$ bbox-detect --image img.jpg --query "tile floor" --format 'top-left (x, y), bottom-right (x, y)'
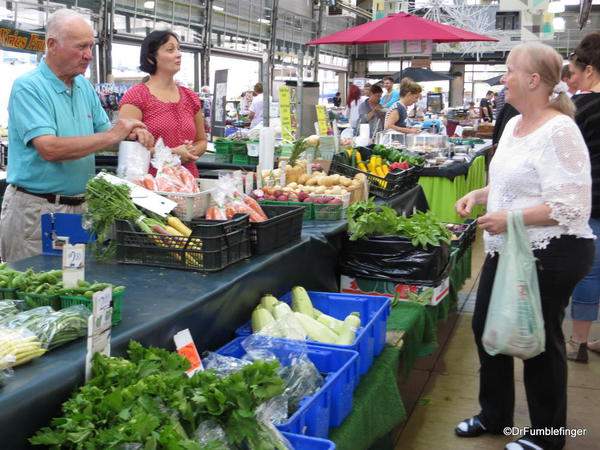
top-left (394, 230), bottom-right (600, 450)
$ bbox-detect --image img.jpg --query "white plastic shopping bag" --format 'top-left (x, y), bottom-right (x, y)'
top-left (482, 210), bottom-right (545, 360)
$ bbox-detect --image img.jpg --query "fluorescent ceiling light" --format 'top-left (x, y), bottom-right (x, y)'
top-left (548, 0), bottom-right (565, 13)
top-left (561, 0), bottom-right (579, 5)
top-left (553, 16), bottom-right (565, 31)
top-left (143, 1), bottom-right (155, 8)
top-left (258, 18), bottom-right (270, 24)
top-left (212, 5), bottom-right (224, 11)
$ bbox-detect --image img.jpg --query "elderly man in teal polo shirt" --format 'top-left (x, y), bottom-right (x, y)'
top-left (0, 9), bottom-right (153, 262)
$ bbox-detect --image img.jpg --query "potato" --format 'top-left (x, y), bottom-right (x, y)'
top-left (298, 174), bottom-right (309, 184)
top-left (325, 189), bottom-right (333, 194)
top-left (288, 182), bottom-right (298, 188)
top-left (340, 188), bottom-right (348, 194)
top-left (355, 173), bottom-right (367, 181)
top-left (317, 176), bottom-right (330, 187)
top-left (306, 177), bottom-right (318, 186)
top-left (340, 176), bottom-right (352, 187)
top-left (315, 186), bottom-right (326, 194)
top-left (273, 185), bottom-right (282, 191)
top-left (331, 186), bottom-right (342, 194)
top-left (329, 174), bottom-right (340, 185)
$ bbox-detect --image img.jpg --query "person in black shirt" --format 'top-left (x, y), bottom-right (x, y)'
top-left (566, 31), bottom-right (600, 363)
top-left (479, 91), bottom-right (494, 121)
top-left (332, 92), bottom-right (342, 107)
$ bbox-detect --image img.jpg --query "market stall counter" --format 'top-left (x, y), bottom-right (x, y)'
top-left (417, 142), bottom-right (492, 223)
top-left (0, 234), bottom-right (340, 449)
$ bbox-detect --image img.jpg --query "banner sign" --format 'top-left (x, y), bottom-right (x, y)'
top-left (211, 69), bottom-right (228, 138)
top-left (388, 39), bottom-right (432, 57)
top-left (279, 86), bottom-right (295, 141)
top-left (315, 105), bottom-right (330, 136)
top-left (0, 25), bottom-right (45, 53)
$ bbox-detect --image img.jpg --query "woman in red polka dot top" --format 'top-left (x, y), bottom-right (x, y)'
top-left (119, 30), bottom-right (207, 177)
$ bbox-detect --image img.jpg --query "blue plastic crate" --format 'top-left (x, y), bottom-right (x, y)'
top-left (235, 291), bottom-right (391, 378)
top-left (217, 336), bottom-right (358, 438)
top-left (281, 432), bottom-right (336, 449)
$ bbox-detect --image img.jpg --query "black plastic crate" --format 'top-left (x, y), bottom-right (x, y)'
top-left (446, 219), bottom-right (477, 259)
top-left (329, 153), bottom-right (422, 199)
top-left (249, 205), bottom-right (305, 255)
top-left (115, 214), bottom-right (250, 272)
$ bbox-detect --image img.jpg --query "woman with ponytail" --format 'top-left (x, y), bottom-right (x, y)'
top-left (454, 42), bottom-right (594, 450)
top-left (565, 32), bottom-right (600, 363)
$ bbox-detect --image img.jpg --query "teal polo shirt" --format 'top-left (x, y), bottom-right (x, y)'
top-left (7, 58), bottom-right (110, 195)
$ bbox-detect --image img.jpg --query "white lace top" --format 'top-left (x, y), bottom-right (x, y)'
top-left (485, 114), bottom-right (595, 254)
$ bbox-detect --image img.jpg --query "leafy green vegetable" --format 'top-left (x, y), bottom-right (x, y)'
top-left (31, 341), bottom-right (285, 450)
top-left (346, 199), bottom-right (452, 248)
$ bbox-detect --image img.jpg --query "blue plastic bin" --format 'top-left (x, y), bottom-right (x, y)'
top-left (217, 336), bottom-right (358, 438)
top-left (235, 291), bottom-right (391, 378)
top-left (282, 432), bottom-right (336, 449)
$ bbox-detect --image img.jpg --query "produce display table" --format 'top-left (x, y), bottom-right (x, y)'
top-left (0, 183), bottom-right (453, 449)
top-left (417, 143), bottom-right (491, 223)
top-left (0, 235), bottom-right (340, 449)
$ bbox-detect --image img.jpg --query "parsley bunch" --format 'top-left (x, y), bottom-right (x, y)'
top-left (347, 199), bottom-right (452, 249)
top-left (30, 341), bottom-right (285, 449)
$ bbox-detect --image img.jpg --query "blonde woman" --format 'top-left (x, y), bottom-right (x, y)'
top-left (454, 42), bottom-right (594, 450)
top-left (384, 78), bottom-right (422, 134)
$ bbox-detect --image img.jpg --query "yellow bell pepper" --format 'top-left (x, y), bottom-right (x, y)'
top-left (358, 162), bottom-right (368, 172)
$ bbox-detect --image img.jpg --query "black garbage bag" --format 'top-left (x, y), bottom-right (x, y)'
top-left (339, 234), bottom-right (451, 285)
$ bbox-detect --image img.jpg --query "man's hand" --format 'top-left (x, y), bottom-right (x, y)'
top-left (477, 211), bottom-right (508, 235)
top-left (127, 127), bottom-right (154, 149)
top-left (111, 118), bottom-right (148, 142)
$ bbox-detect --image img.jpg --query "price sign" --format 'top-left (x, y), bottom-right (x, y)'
top-left (174, 329), bottom-right (203, 376)
top-left (315, 105), bottom-right (330, 136)
top-left (62, 243), bottom-right (85, 288)
top-left (85, 286), bottom-right (113, 382)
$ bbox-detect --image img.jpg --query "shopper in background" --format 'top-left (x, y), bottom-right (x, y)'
top-left (454, 41), bottom-right (594, 450)
top-left (119, 30), bottom-right (207, 177)
top-left (332, 92), bottom-right (342, 107)
top-left (344, 84), bottom-right (362, 133)
top-left (384, 78), bottom-right (422, 134)
top-left (0, 9), bottom-right (152, 263)
top-left (565, 31), bottom-right (600, 363)
top-left (380, 76), bottom-right (399, 108)
top-left (248, 82), bottom-right (270, 129)
top-left (560, 64), bottom-right (578, 97)
top-left (358, 84), bottom-right (385, 138)
top-left (479, 90), bottom-right (494, 121)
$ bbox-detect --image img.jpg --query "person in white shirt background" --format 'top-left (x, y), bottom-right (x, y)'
top-left (454, 41), bottom-right (594, 450)
top-left (248, 82), bottom-right (266, 128)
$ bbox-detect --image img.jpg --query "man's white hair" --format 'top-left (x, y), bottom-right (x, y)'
top-left (46, 9), bottom-right (90, 43)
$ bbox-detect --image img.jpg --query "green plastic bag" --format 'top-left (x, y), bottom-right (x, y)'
top-left (482, 210), bottom-right (545, 360)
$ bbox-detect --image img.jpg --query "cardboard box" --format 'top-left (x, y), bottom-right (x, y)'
top-left (340, 275), bottom-right (450, 306)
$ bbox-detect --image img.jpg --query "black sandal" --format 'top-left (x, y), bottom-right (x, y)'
top-left (505, 438), bottom-right (545, 450)
top-left (455, 415), bottom-right (487, 437)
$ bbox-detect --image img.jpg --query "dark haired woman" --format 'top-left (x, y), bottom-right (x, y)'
top-left (119, 30), bottom-right (207, 177)
top-left (565, 31), bottom-right (600, 363)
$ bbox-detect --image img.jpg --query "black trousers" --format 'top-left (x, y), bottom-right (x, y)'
top-left (472, 235), bottom-right (594, 450)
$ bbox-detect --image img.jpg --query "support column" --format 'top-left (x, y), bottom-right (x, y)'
top-left (201, 0), bottom-right (213, 87)
top-left (449, 63), bottom-right (465, 107)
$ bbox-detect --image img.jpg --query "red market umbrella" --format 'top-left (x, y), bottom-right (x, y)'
top-left (305, 13), bottom-right (498, 45)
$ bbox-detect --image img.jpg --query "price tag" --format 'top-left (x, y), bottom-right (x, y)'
top-left (85, 286), bottom-right (113, 382)
top-left (174, 329), bottom-right (203, 377)
top-left (62, 243), bottom-right (85, 288)
top-left (245, 172), bottom-right (254, 194)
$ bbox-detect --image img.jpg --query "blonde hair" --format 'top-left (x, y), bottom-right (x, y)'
top-left (399, 77), bottom-right (422, 98)
top-left (509, 42), bottom-right (575, 118)
top-left (46, 9), bottom-right (90, 44)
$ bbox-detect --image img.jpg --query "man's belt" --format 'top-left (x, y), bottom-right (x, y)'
top-left (14, 186), bottom-right (86, 206)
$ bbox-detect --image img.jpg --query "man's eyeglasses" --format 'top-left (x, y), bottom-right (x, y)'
top-left (569, 51), bottom-right (589, 66)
